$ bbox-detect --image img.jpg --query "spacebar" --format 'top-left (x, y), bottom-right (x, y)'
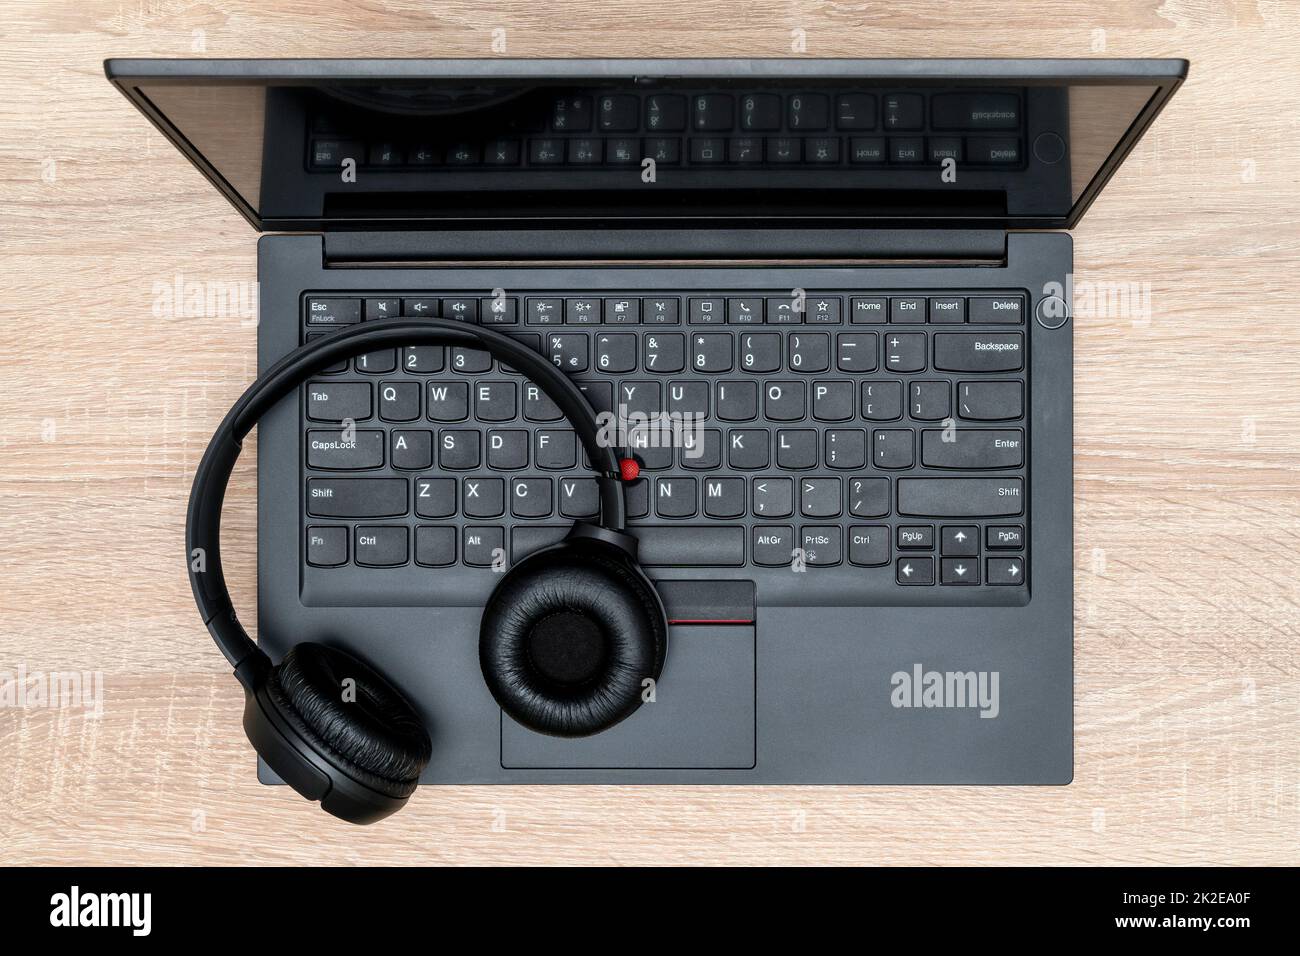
top-left (633, 526), bottom-right (745, 567)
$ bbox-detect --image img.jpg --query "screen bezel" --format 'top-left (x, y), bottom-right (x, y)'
top-left (104, 57), bottom-right (1188, 233)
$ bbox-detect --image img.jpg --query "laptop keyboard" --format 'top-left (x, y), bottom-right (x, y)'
top-left (298, 287), bottom-right (1029, 607)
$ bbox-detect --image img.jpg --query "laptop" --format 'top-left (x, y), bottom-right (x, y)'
top-left (107, 58), bottom-right (1186, 784)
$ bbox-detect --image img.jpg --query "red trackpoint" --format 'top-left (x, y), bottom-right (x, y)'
top-left (619, 457), bottom-right (640, 482)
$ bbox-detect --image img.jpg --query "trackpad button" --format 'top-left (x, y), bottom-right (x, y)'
top-left (500, 625), bottom-right (755, 769)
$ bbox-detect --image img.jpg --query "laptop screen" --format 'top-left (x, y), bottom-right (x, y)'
top-left (106, 59), bottom-right (1185, 231)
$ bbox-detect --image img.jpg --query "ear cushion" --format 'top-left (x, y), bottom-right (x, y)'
top-left (265, 643), bottom-right (431, 799)
top-left (480, 539), bottom-right (667, 737)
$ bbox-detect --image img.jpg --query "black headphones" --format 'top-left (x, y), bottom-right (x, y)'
top-left (187, 316), bottom-right (668, 824)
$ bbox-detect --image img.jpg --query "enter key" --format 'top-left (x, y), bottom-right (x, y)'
top-left (922, 428), bottom-right (1024, 469)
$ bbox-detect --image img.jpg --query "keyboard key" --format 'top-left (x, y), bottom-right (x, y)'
top-left (306, 429), bottom-right (384, 470)
top-left (403, 297), bottom-right (437, 318)
top-left (987, 525), bottom-right (1025, 549)
top-left (551, 94), bottom-right (593, 132)
top-left (692, 94), bottom-right (732, 131)
top-left (873, 429), bottom-right (914, 469)
top-left (928, 297), bottom-right (967, 324)
top-left (529, 138), bottom-right (564, 165)
top-left (655, 477), bottom-right (698, 518)
top-left (968, 295), bottom-right (1025, 325)
top-left (667, 380), bottom-right (710, 418)
top-left (364, 298), bottom-right (401, 321)
top-left (480, 296), bottom-right (518, 325)
top-left (306, 297), bottom-right (361, 326)
top-left (643, 333), bottom-right (686, 372)
top-left (547, 333), bottom-right (588, 372)
top-left (535, 430), bottom-right (576, 470)
top-left (824, 429), bottom-right (866, 469)
top-left (958, 380), bottom-right (1023, 420)
top-left (646, 94), bottom-right (686, 131)
top-left (889, 137), bottom-right (924, 164)
top-left (644, 297), bottom-right (680, 324)
top-left (715, 381), bottom-right (754, 420)
top-left (356, 349), bottom-right (397, 374)
top-left (680, 428), bottom-right (722, 470)
top-left (474, 382), bottom-right (517, 422)
top-left (752, 477), bottom-right (794, 517)
top-left (777, 429), bottom-right (818, 469)
top-left (837, 333), bottom-right (877, 372)
top-left (837, 94), bottom-right (876, 130)
top-left (617, 381), bottom-right (660, 419)
top-left (484, 140), bottom-right (520, 166)
top-left (463, 477), bottom-right (505, 518)
top-left (597, 94), bottom-right (639, 131)
top-left (753, 525), bottom-right (795, 567)
top-left (942, 526), bottom-right (979, 556)
top-left (565, 297), bottom-right (601, 324)
top-left (463, 527), bottom-right (505, 568)
top-left (427, 381), bottom-right (469, 422)
top-left (442, 297), bottom-right (478, 322)
top-left (909, 381), bottom-right (950, 421)
top-left (703, 477), bottom-right (745, 518)
top-left (391, 430), bottom-right (433, 470)
top-left (931, 93), bottom-right (1020, 130)
top-left (603, 297), bottom-right (640, 324)
top-left (884, 332), bottom-right (927, 372)
top-left (404, 346), bottom-right (443, 373)
top-left (799, 477), bottom-right (841, 518)
top-left (727, 297), bottom-right (763, 324)
top-left (788, 333), bottom-right (830, 372)
top-left (922, 428), bottom-right (1024, 469)
top-left (768, 137), bottom-right (800, 163)
top-left (415, 477), bottom-right (456, 518)
top-left (883, 94), bottom-right (923, 130)
top-left (849, 477), bottom-right (889, 517)
top-left (449, 347), bottom-right (490, 373)
top-left (851, 296), bottom-right (887, 323)
top-left (934, 333), bottom-right (1023, 372)
top-left (788, 93), bottom-right (829, 130)
top-left (986, 556), bottom-right (1025, 585)
top-left (511, 478), bottom-right (553, 518)
top-left (439, 430), bottom-right (481, 470)
top-left (740, 332), bottom-right (781, 372)
top-left (767, 297), bottom-right (803, 324)
top-left (415, 526), bottom-right (456, 567)
top-left (688, 297), bottom-right (725, 325)
top-left (806, 296), bottom-right (842, 324)
top-left (806, 137), bottom-right (839, 163)
top-left (967, 137), bottom-right (1021, 164)
top-left (307, 478), bottom-right (407, 518)
top-left (861, 380), bottom-right (903, 421)
top-left (941, 558), bottom-right (980, 585)
top-left (812, 381), bottom-right (854, 421)
top-left (558, 477), bottom-right (600, 518)
top-left (692, 333), bottom-right (733, 372)
top-left (307, 382), bottom-right (371, 422)
top-left (728, 429), bottom-right (769, 470)
top-left (849, 138), bottom-right (886, 163)
top-left (928, 138), bottom-right (963, 163)
top-left (690, 137), bottom-right (726, 164)
top-left (848, 525), bottom-right (890, 566)
top-left (526, 297), bottom-right (563, 325)
top-left (595, 333), bottom-right (636, 373)
top-left (379, 381), bottom-right (421, 422)
top-left (764, 381), bottom-right (805, 421)
top-left (306, 526), bottom-right (348, 567)
top-left (729, 137), bottom-right (764, 164)
top-left (523, 382), bottom-right (562, 422)
top-left (896, 556), bottom-right (933, 585)
top-left (740, 93), bottom-right (781, 131)
top-left (897, 477), bottom-right (1024, 517)
top-left (355, 526), bottom-right (408, 567)
top-left (897, 525), bottom-right (934, 549)
top-left (635, 526), bottom-right (744, 567)
top-left (799, 526), bottom-right (841, 566)
top-left (488, 429), bottom-right (529, 469)
top-left (890, 297), bottom-right (926, 324)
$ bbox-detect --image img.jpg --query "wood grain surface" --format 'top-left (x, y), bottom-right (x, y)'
top-left (1, 0), bottom-right (1297, 866)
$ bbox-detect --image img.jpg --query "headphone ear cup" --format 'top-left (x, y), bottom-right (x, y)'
top-left (258, 643), bottom-right (431, 809)
top-left (480, 538), bottom-right (667, 737)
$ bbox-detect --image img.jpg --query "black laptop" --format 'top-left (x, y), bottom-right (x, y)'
top-left (108, 58), bottom-right (1185, 783)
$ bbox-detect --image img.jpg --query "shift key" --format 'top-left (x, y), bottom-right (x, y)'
top-left (307, 478), bottom-right (408, 517)
top-left (897, 478), bottom-right (1023, 517)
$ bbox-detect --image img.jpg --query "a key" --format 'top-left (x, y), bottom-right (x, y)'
top-left (942, 526), bottom-right (979, 556)
top-left (557, 478), bottom-right (599, 518)
top-left (689, 297), bottom-right (725, 325)
top-left (884, 332), bottom-right (926, 372)
top-left (356, 349), bottom-right (397, 374)
top-left (728, 429), bottom-right (770, 470)
top-left (596, 333), bottom-right (637, 373)
top-left (442, 297), bottom-right (478, 322)
top-left (354, 527), bottom-right (408, 567)
top-left (364, 298), bottom-right (400, 321)
top-left (547, 333), bottom-right (588, 372)
top-left (463, 527), bottom-right (505, 568)
top-left (836, 93), bottom-right (876, 130)
top-left (306, 429), bottom-right (384, 470)
top-left (941, 558), bottom-right (981, 586)
top-left (788, 93), bottom-right (829, 130)
top-left (740, 332), bottom-right (781, 372)
top-left (391, 430), bottom-right (433, 471)
top-left (897, 478), bottom-right (1025, 517)
top-left (716, 381), bottom-right (755, 421)
top-left (692, 333), bottom-right (733, 372)
top-left (487, 429), bottom-right (529, 469)
top-left (668, 381), bottom-right (710, 418)
top-left (306, 478), bottom-right (407, 518)
top-left (306, 526), bottom-right (348, 567)
top-left (788, 332), bottom-right (830, 372)
top-left (426, 382), bottom-right (469, 422)
top-left (656, 477), bottom-right (698, 518)
top-left (861, 380), bottom-right (903, 421)
top-left (307, 298), bottom-right (361, 326)
top-left (565, 297), bottom-right (601, 324)
top-left (618, 381), bottom-right (661, 419)
top-left (634, 527), bottom-right (744, 567)
top-left (680, 428), bottom-right (722, 470)
top-left (849, 477), bottom-right (889, 517)
top-left (812, 381), bottom-right (854, 421)
top-left (604, 298), bottom-right (640, 324)
top-left (752, 477), bottom-right (794, 517)
top-left (896, 556), bottom-right (934, 585)
top-left (535, 430), bottom-right (577, 470)
top-left (703, 477), bottom-right (745, 518)
top-left (767, 297), bottom-right (803, 325)
top-left (462, 477), bottom-right (505, 519)
top-left (480, 296), bottom-right (518, 325)
top-left (890, 297), bottom-right (926, 324)
top-left (439, 430), bottom-right (481, 470)
top-left (800, 477), bottom-right (841, 518)
top-left (646, 94), bottom-right (687, 131)
top-left (799, 526), bottom-right (841, 566)
top-left (474, 382), bottom-right (517, 423)
top-left (776, 429), bottom-right (818, 469)
top-left (306, 333), bottom-right (347, 374)
top-left (987, 525), bottom-right (1025, 549)
top-left (934, 333), bottom-right (1023, 372)
top-left (850, 297), bottom-right (887, 324)
top-left (643, 333), bottom-right (686, 373)
top-left (986, 557), bottom-right (1025, 585)
top-left (873, 429), bottom-right (915, 468)
top-left (526, 297), bottom-right (563, 325)
top-left (414, 477), bottom-right (456, 518)
top-left (415, 526), bottom-right (456, 567)
top-left (837, 333), bottom-right (878, 372)
top-left (448, 347), bottom-right (489, 374)
top-left (307, 382), bottom-right (371, 422)
top-left (958, 381), bottom-right (1023, 420)
top-left (404, 346), bottom-right (443, 373)
top-left (909, 381), bottom-right (950, 421)
top-left (644, 297), bottom-right (680, 324)
top-left (727, 297), bottom-right (764, 324)
top-left (741, 93), bottom-right (781, 131)
top-left (763, 382), bottom-right (805, 421)
top-left (523, 382), bottom-right (562, 422)
top-left (511, 478), bottom-right (553, 518)
top-left (379, 381), bottom-right (421, 422)
top-left (929, 297), bottom-right (967, 324)
top-left (921, 428), bottom-right (1024, 469)
top-left (753, 525), bottom-right (796, 567)
top-left (849, 526), bottom-right (890, 566)
top-left (968, 296), bottom-right (1025, 325)
top-left (824, 429), bottom-right (867, 469)
top-left (897, 525), bottom-right (934, 549)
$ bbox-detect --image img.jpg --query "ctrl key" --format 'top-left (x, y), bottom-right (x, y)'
top-left (355, 526), bottom-right (408, 567)
top-left (306, 526), bottom-right (348, 567)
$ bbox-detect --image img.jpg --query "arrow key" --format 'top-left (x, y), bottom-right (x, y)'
top-left (941, 525), bottom-right (979, 556)
top-left (986, 557), bottom-right (1025, 585)
top-left (941, 558), bottom-right (980, 585)
top-left (896, 556), bottom-right (934, 585)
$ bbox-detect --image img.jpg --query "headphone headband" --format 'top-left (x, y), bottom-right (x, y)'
top-left (186, 316), bottom-right (626, 680)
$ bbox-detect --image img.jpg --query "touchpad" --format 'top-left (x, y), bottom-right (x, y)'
top-left (500, 625), bottom-right (755, 769)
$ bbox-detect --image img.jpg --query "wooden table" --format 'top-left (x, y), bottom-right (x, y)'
top-left (2, 1), bottom-right (1297, 866)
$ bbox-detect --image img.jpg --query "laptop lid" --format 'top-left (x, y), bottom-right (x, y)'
top-left (105, 58), bottom-right (1186, 232)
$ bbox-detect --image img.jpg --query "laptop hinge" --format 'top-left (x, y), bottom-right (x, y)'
top-left (322, 228), bottom-right (1007, 265)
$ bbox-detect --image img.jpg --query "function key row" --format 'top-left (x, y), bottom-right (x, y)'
top-left (304, 294), bottom-right (1024, 328)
